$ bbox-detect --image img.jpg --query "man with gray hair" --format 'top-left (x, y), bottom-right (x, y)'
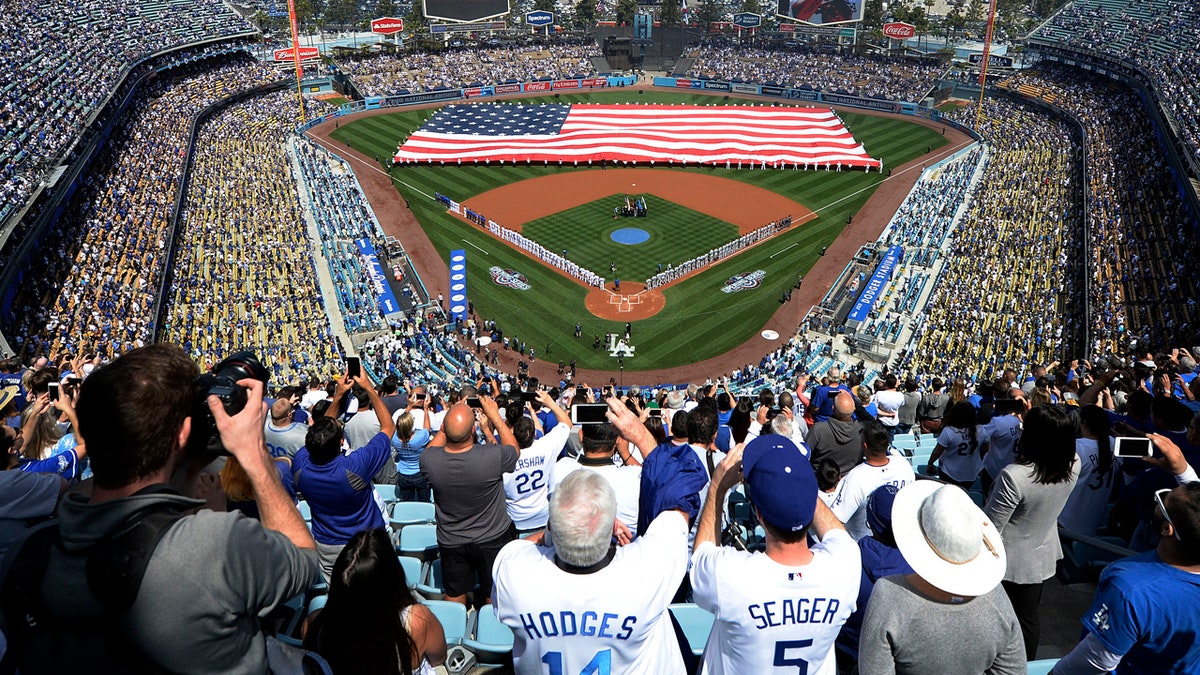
top-left (493, 470), bottom-right (690, 674)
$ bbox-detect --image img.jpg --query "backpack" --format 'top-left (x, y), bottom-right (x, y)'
top-left (0, 497), bottom-right (190, 675)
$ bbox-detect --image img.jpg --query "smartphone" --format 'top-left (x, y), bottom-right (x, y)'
top-left (572, 403), bottom-right (609, 425)
top-left (467, 397), bottom-right (483, 409)
top-left (994, 399), bottom-right (1024, 414)
top-left (648, 409), bottom-right (663, 418)
top-left (1113, 437), bottom-right (1152, 459)
top-left (521, 391), bottom-right (539, 403)
top-left (47, 382), bottom-right (60, 401)
top-left (416, 393), bottom-right (426, 401)
top-left (67, 377), bottom-right (82, 386)
top-left (346, 356), bottom-right (361, 378)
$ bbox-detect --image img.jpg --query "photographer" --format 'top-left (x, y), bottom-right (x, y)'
top-left (0, 344), bottom-right (319, 674)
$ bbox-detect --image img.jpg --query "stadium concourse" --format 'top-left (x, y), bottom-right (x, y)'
top-left (2, 2), bottom-right (1200, 671)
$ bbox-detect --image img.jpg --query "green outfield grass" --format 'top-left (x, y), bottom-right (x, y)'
top-left (330, 91), bottom-right (948, 372)
top-left (521, 197), bottom-right (738, 282)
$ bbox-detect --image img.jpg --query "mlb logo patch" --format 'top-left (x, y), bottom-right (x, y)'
top-left (489, 266), bottom-right (531, 290)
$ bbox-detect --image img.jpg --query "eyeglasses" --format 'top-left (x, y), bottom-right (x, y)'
top-left (1154, 488), bottom-right (1183, 542)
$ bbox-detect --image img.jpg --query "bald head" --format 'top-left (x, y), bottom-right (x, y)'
top-left (443, 404), bottom-right (476, 444)
top-left (270, 398), bottom-right (292, 422)
top-left (833, 392), bottom-right (856, 419)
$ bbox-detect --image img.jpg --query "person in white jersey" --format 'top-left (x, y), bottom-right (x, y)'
top-left (982, 386), bottom-right (1025, 496)
top-left (493, 469), bottom-right (689, 675)
top-left (691, 435), bottom-right (861, 675)
top-left (504, 390), bottom-right (572, 535)
top-left (830, 420), bottom-right (916, 540)
top-left (1057, 404), bottom-right (1119, 536)
top-left (547, 421), bottom-right (642, 537)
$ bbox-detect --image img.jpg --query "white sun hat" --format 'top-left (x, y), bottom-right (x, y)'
top-left (892, 481), bottom-right (1006, 597)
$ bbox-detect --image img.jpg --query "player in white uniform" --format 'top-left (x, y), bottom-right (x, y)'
top-left (830, 420), bottom-right (915, 540)
top-left (504, 390), bottom-right (572, 534)
top-left (493, 470), bottom-right (689, 675)
top-left (547, 421), bottom-right (642, 537)
top-left (691, 436), bottom-right (861, 675)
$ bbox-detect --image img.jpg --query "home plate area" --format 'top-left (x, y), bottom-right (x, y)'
top-left (609, 292), bottom-right (642, 313)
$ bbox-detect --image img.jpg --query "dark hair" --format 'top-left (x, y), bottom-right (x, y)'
top-left (26, 367), bottom-right (60, 396)
top-left (1077, 405), bottom-right (1113, 478)
top-left (687, 406), bottom-right (719, 445)
top-left (728, 399), bottom-right (753, 444)
top-left (643, 415), bottom-right (667, 446)
top-left (1016, 405), bottom-right (1077, 484)
top-left (312, 399), bottom-right (333, 419)
top-left (757, 389), bottom-right (775, 409)
top-left (304, 529), bottom-right (418, 675)
top-left (670, 410), bottom-right (688, 439)
top-left (716, 392), bottom-right (731, 412)
top-left (944, 401), bottom-right (978, 446)
top-left (903, 378), bottom-right (918, 393)
top-left (353, 385), bottom-right (371, 409)
top-left (760, 516), bottom-right (810, 545)
top-left (1173, 484), bottom-right (1200, 561)
top-left (581, 422), bottom-right (617, 453)
top-left (815, 457), bottom-right (841, 492)
top-left (378, 375), bottom-right (399, 395)
top-left (861, 420), bottom-right (890, 457)
top-left (884, 374), bottom-right (898, 389)
top-left (930, 378), bottom-right (944, 391)
top-left (777, 392), bottom-right (795, 411)
top-left (306, 417), bottom-right (345, 465)
top-left (512, 416), bottom-right (536, 449)
top-left (76, 345), bottom-right (198, 490)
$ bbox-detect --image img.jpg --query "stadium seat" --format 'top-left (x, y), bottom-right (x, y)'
top-left (307, 594), bottom-right (328, 617)
top-left (669, 603), bottom-right (715, 657)
top-left (374, 483), bottom-right (398, 505)
top-left (463, 604), bottom-right (515, 664)
top-left (398, 555), bottom-right (422, 589)
top-left (397, 524), bottom-right (440, 562)
top-left (415, 558), bottom-right (446, 600)
top-left (1027, 658), bottom-right (1059, 675)
top-left (297, 501), bottom-right (312, 522)
top-left (424, 600), bottom-right (468, 645)
top-left (391, 501), bottom-right (436, 530)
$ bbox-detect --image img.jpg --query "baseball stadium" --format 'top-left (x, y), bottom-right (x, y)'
top-left (1, 0), bottom-right (1199, 671)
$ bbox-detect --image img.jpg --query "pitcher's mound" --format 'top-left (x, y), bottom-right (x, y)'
top-left (585, 282), bottom-right (666, 320)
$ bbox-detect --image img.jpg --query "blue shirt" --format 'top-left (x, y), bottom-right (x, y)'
top-left (393, 428), bottom-right (432, 475)
top-left (292, 432), bottom-right (391, 546)
top-left (811, 385), bottom-right (851, 423)
top-left (1082, 550), bottom-right (1200, 674)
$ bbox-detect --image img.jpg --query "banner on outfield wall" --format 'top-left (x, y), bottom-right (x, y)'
top-left (847, 245), bottom-right (902, 325)
top-left (448, 250), bottom-right (468, 321)
top-left (354, 238), bottom-right (404, 319)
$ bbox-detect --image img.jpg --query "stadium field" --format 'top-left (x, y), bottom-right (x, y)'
top-left (329, 91), bottom-right (948, 372)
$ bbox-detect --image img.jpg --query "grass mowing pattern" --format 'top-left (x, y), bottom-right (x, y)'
top-left (521, 197), bottom-right (739, 283)
top-left (330, 91), bottom-right (948, 373)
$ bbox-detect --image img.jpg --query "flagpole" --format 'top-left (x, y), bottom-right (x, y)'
top-left (287, 0), bottom-right (306, 123)
top-left (974, 0), bottom-right (998, 130)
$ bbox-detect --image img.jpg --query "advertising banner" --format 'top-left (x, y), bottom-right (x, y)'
top-left (552, 79), bottom-right (580, 89)
top-left (847, 245), bottom-right (902, 323)
top-left (777, 0), bottom-right (863, 25)
top-left (354, 238), bottom-right (403, 319)
top-left (371, 17), bottom-right (405, 33)
top-left (448, 250), bottom-right (468, 321)
top-left (524, 81), bottom-right (552, 91)
top-left (882, 22), bottom-right (916, 39)
top-left (525, 9), bottom-right (554, 25)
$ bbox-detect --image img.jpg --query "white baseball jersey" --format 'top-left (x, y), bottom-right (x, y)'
top-left (547, 457), bottom-right (642, 537)
top-left (691, 530), bottom-right (861, 675)
top-left (504, 423), bottom-right (571, 530)
top-left (1058, 437), bottom-right (1120, 536)
top-left (983, 414), bottom-right (1022, 479)
top-left (829, 457), bottom-right (915, 540)
top-left (936, 424), bottom-right (992, 483)
top-left (493, 511), bottom-right (689, 675)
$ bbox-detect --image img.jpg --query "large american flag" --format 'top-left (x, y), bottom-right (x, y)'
top-left (393, 103), bottom-right (881, 168)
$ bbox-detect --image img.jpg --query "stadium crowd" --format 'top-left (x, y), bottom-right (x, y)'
top-left (162, 90), bottom-right (341, 384)
top-left (6, 55), bottom-right (281, 364)
top-left (0, 0), bottom-right (252, 223)
top-left (1031, 0), bottom-right (1200, 164)
top-left (335, 45), bottom-right (602, 98)
top-left (682, 47), bottom-right (947, 102)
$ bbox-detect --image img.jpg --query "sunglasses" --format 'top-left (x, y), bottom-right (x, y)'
top-left (1155, 488), bottom-right (1183, 542)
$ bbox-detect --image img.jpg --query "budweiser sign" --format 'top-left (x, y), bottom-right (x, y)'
top-left (882, 22), bottom-right (916, 39)
top-left (273, 46), bottom-right (319, 61)
top-left (371, 17), bottom-right (404, 34)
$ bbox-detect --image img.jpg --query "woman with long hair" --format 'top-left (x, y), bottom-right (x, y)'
top-left (948, 378), bottom-right (969, 406)
top-left (984, 404), bottom-right (1079, 661)
top-left (393, 400), bottom-right (433, 503)
top-left (728, 397), bottom-right (754, 444)
top-left (927, 401), bottom-right (991, 489)
top-left (1058, 405), bottom-right (1118, 536)
top-left (304, 529), bottom-right (446, 674)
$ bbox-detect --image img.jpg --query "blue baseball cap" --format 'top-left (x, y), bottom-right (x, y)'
top-left (866, 483), bottom-right (902, 539)
top-left (743, 435), bottom-right (817, 532)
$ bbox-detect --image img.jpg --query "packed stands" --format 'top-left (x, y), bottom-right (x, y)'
top-left (1002, 63), bottom-right (1200, 357)
top-left (1029, 0), bottom-right (1200, 163)
top-left (5, 55), bottom-right (279, 363)
top-left (335, 45), bottom-right (602, 97)
top-left (0, 0), bottom-right (253, 225)
top-left (161, 91), bottom-right (341, 383)
top-left (682, 47), bottom-right (947, 102)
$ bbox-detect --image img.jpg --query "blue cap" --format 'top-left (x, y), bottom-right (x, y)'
top-left (866, 483), bottom-right (901, 538)
top-left (742, 435), bottom-right (817, 532)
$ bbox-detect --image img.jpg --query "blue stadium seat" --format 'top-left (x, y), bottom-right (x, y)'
top-left (374, 483), bottom-right (398, 504)
top-left (424, 600), bottom-right (468, 645)
top-left (463, 604), bottom-right (515, 664)
top-left (398, 555), bottom-right (422, 589)
top-left (669, 603), bottom-right (715, 657)
top-left (397, 524), bottom-right (440, 562)
top-left (1027, 658), bottom-right (1059, 675)
top-left (391, 501), bottom-right (436, 529)
top-left (297, 501), bottom-right (312, 522)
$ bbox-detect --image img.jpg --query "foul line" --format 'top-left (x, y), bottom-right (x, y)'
top-left (462, 239), bottom-right (490, 255)
top-left (304, 131), bottom-right (434, 200)
top-left (770, 243), bottom-right (799, 259)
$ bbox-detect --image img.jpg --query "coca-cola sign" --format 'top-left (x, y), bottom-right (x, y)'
top-left (371, 17), bottom-right (405, 33)
top-left (882, 22), bottom-right (916, 39)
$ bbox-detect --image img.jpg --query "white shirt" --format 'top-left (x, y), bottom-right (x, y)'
top-left (872, 390), bottom-right (905, 427)
top-left (504, 423), bottom-right (571, 530)
top-left (493, 511), bottom-right (690, 675)
top-left (830, 457), bottom-right (916, 540)
top-left (936, 425), bottom-right (992, 483)
top-left (691, 530), bottom-right (862, 675)
top-left (300, 388), bottom-right (326, 410)
top-left (983, 414), bottom-right (1022, 479)
top-left (548, 455), bottom-right (642, 536)
top-left (1058, 437), bottom-right (1120, 536)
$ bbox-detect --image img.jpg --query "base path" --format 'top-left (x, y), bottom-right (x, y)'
top-left (466, 169), bottom-right (814, 236)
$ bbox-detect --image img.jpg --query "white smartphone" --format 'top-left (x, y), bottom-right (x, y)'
top-left (1113, 436), bottom-right (1152, 459)
top-left (571, 403), bottom-right (609, 425)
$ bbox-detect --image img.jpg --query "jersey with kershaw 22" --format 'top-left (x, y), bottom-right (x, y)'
top-left (493, 511), bottom-right (690, 675)
top-left (690, 529), bottom-right (861, 675)
top-left (504, 423), bottom-right (571, 530)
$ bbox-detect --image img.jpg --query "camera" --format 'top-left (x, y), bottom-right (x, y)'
top-left (190, 351), bottom-right (270, 456)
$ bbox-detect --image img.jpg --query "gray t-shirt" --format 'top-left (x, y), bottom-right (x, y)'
top-left (420, 443), bottom-right (518, 547)
top-left (858, 575), bottom-right (1025, 675)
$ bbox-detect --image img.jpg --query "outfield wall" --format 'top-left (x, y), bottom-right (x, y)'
top-left (652, 76), bottom-right (924, 116)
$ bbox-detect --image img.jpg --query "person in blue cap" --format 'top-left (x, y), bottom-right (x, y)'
top-left (691, 435), bottom-right (862, 675)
